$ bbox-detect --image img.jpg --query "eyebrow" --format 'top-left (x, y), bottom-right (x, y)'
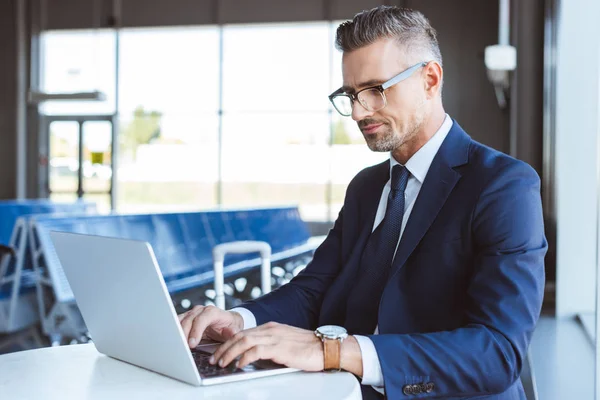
top-left (340, 79), bottom-right (386, 94)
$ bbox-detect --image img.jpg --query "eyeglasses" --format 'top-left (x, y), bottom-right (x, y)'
top-left (328, 61), bottom-right (429, 117)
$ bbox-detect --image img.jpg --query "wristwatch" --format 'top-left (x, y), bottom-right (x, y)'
top-left (314, 325), bottom-right (348, 371)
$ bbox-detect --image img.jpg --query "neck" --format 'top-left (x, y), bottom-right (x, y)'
top-left (391, 105), bottom-right (446, 164)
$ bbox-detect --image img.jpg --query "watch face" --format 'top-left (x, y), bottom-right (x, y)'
top-left (318, 325), bottom-right (348, 338)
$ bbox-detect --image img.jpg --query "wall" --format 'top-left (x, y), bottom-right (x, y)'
top-left (0, 0), bottom-right (18, 199)
top-left (2, 0), bottom-right (538, 204)
top-left (407, 0), bottom-right (509, 153)
top-left (35, 0), bottom-right (510, 153)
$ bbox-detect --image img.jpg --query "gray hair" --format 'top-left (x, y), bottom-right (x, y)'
top-left (335, 6), bottom-right (442, 67)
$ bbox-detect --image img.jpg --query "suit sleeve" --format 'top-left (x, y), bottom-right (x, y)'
top-left (370, 161), bottom-right (547, 398)
top-left (238, 178), bottom-right (357, 329)
top-left (239, 210), bottom-right (343, 329)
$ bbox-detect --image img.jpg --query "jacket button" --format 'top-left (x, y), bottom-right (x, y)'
top-left (425, 382), bottom-right (435, 393)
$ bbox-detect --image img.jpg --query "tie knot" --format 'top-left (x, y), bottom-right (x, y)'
top-left (391, 165), bottom-right (410, 193)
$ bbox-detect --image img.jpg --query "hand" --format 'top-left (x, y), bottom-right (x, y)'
top-left (210, 322), bottom-right (324, 371)
top-left (178, 305), bottom-right (244, 348)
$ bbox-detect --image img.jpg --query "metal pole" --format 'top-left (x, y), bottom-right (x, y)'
top-left (16, 0), bottom-right (27, 199)
top-left (595, 0), bottom-right (600, 393)
top-left (327, 22), bottom-right (335, 223)
top-left (77, 121), bottom-right (84, 199)
top-left (499, 0), bottom-right (510, 46)
top-left (217, 26), bottom-right (224, 206)
top-left (111, 0), bottom-right (122, 211)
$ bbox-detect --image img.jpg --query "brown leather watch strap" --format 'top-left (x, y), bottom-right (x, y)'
top-left (323, 338), bottom-right (341, 371)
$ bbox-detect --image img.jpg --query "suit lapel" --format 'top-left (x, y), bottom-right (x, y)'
top-left (349, 161), bottom-right (389, 265)
top-left (390, 121), bottom-right (471, 277)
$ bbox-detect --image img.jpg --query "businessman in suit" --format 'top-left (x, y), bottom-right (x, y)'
top-left (179, 6), bottom-right (546, 399)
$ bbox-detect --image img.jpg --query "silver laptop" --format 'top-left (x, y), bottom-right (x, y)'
top-left (49, 231), bottom-right (298, 386)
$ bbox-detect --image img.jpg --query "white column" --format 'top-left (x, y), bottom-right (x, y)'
top-left (554, 0), bottom-right (600, 319)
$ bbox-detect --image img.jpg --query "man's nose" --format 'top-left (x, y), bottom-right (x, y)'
top-left (351, 100), bottom-right (374, 121)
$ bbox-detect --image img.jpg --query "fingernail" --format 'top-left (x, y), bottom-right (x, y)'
top-left (209, 356), bottom-right (215, 364)
top-left (219, 359), bottom-right (224, 367)
top-left (189, 338), bottom-right (197, 347)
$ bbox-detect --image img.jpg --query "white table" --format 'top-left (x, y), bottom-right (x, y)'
top-left (0, 344), bottom-right (362, 400)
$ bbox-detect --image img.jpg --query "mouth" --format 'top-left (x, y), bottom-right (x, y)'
top-left (361, 123), bottom-right (384, 135)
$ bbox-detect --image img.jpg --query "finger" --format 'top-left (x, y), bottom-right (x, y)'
top-left (188, 306), bottom-right (221, 348)
top-left (211, 331), bottom-right (244, 364)
top-left (218, 334), bottom-right (275, 368)
top-left (221, 326), bottom-right (238, 340)
top-left (237, 345), bottom-right (270, 369)
top-left (216, 335), bottom-right (255, 368)
top-left (211, 323), bottom-right (276, 363)
top-left (179, 306), bottom-right (204, 341)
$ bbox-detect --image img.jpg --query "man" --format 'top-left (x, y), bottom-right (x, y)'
top-left (179, 6), bottom-right (546, 399)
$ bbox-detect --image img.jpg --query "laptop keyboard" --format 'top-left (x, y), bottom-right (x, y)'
top-left (192, 349), bottom-right (260, 377)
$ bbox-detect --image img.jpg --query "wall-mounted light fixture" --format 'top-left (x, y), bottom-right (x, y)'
top-left (485, 0), bottom-right (517, 110)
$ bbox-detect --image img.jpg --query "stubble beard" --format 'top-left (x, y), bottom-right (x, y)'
top-left (363, 111), bottom-right (425, 153)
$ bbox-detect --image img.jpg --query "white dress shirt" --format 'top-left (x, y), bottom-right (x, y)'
top-left (232, 114), bottom-right (453, 393)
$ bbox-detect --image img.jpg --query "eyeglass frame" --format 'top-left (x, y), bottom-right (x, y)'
top-left (328, 61), bottom-right (430, 116)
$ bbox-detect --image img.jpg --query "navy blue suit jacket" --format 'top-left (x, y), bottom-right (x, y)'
top-left (242, 122), bottom-right (547, 399)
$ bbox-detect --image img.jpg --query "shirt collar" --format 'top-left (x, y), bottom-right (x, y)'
top-left (389, 114), bottom-right (453, 184)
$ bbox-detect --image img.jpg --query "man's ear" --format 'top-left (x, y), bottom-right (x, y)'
top-left (424, 61), bottom-right (443, 99)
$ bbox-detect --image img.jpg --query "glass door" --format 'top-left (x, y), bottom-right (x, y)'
top-left (43, 115), bottom-right (115, 212)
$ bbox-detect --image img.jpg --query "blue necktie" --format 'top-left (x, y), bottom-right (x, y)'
top-left (345, 164), bottom-right (410, 335)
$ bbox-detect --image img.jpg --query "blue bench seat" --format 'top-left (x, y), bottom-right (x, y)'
top-left (30, 206), bottom-right (315, 304)
top-left (0, 199), bottom-right (96, 334)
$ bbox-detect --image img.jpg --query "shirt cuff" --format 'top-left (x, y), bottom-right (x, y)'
top-left (229, 307), bottom-right (257, 330)
top-left (354, 335), bottom-right (385, 391)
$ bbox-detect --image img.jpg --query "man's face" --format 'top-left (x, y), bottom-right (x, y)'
top-left (341, 38), bottom-right (429, 153)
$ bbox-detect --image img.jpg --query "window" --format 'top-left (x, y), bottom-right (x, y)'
top-left (221, 22), bottom-right (331, 220)
top-left (117, 27), bottom-right (220, 212)
top-left (40, 22), bottom-right (387, 222)
top-left (40, 30), bottom-right (116, 115)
